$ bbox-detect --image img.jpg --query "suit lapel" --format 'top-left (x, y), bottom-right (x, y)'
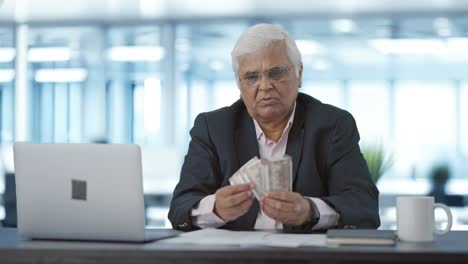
top-left (234, 105), bottom-right (260, 230)
top-left (235, 110), bottom-right (260, 168)
top-left (286, 98), bottom-right (306, 186)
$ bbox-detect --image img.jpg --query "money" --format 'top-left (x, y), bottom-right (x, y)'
top-left (229, 155), bottom-right (292, 200)
top-left (266, 157), bottom-right (292, 192)
top-left (229, 156), bottom-right (259, 185)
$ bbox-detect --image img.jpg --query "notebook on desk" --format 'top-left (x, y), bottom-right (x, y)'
top-left (13, 142), bottom-right (180, 243)
top-left (326, 229), bottom-right (396, 246)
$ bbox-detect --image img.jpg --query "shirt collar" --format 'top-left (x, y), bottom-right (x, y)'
top-left (253, 102), bottom-right (296, 142)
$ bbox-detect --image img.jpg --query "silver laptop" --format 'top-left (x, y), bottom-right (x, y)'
top-left (13, 142), bottom-right (179, 242)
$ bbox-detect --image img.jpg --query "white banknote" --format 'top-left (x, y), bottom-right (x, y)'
top-left (229, 155), bottom-right (292, 200)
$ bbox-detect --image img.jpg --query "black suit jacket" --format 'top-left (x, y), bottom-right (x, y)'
top-left (169, 93), bottom-right (380, 231)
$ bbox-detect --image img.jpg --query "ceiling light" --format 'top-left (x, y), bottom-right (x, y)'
top-left (209, 60), bottom-right (224, 71)
top-left (311, 59), bottom-right (330, 71)
top-left (0, 48), bottom-right (16, 62)
top-left (139, 0), bottom-right (168, 18)
top-left (331, 19), bottom-right (356, 33)
top-left (0, 69), bottom-right (15, 83)
top-left (28, 47), bottom-right (72, 62)
top-left (108, 46), bottom-right (165, 62)
top-left (433, 17), bottom-right (452, 37)
top-left (295, 40), bottom-right (322, 55)
top-left (35, 68), bottom-right (87, 83)
top-left (369, 39), bottom-right (446, 55)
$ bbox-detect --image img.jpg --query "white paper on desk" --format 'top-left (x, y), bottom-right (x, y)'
top-left (159, 229), bottom-right (326, 248)
top-left (262, 233), bottom-right (326, 247)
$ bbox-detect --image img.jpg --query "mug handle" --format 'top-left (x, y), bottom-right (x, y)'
top-left (433, 203), bottom-right (453, 235)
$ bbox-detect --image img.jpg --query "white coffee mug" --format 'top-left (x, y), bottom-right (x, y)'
top-left (396, 196), bottom-right (452, 242)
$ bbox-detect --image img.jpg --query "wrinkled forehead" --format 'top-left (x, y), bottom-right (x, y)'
top-left (238, 40), bottom-right (291, 74)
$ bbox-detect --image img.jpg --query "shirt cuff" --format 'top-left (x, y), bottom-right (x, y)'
top-left (191, 194), bottom-right (226, 228)
top-left (308, 197), bottom-right (340, 230)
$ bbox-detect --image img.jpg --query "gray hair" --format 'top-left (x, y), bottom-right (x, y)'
top-left (231, 23), bottom-right (302, 83)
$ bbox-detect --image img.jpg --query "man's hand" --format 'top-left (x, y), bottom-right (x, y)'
top-left (260, 191), bottom-right (311, 226)
top-left (214, 184), bottom-right (255, 222)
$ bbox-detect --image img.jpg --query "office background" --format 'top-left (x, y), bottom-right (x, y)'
top-left (0, 0), bottom-right (467, 229)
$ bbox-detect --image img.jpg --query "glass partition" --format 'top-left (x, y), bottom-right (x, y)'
top-left (0, 27), bottom-right (15, 146)
top-left (0, 26), bottom-right (15, 225)
top-left (28, 26), bottom-right (100, 143)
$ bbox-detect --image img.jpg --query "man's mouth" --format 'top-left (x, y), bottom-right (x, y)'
top-left (258, 97), bottom-right (278, 105)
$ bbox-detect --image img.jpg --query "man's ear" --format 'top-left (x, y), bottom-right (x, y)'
top-left (298, 63), bottom-right (303, 88)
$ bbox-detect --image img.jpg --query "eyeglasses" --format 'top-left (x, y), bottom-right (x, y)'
top-left (239, 65), bottom-right (294, 87)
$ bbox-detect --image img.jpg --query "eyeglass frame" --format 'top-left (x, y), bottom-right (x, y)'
top-left (238, 65), bottom-right (296, 87)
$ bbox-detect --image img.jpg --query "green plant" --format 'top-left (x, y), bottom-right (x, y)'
top-left (430, 164), bottom-right (450, 184)
top-left (361, 144), bottom-right (393, 183)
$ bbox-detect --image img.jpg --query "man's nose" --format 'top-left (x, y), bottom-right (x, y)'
top-left (258, 74), bottom-right (273, 91)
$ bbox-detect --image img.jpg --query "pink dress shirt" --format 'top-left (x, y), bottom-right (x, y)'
top-left (191, 104), bottom-right (339, 230)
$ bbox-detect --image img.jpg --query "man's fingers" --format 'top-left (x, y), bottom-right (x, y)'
top-left (219, 183), bottom-right (253, 197)
top-left (262, 200), bottom-right (299, 225)
top-left (262, 197), bottom-right (296, 212)
top-left (261, 201), bottom-right (282, 221)
top-left (237, 197), bottom-right (254, 213)
top-left (224, 190), bottom-right (253, 208)
top-left (219, 195), bottom-right (254, 222)
top-left (264, 191), bottom-right (297, 202)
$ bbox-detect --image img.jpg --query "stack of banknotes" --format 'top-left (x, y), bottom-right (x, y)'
top-left (229, 156), bottom-right (292, 200)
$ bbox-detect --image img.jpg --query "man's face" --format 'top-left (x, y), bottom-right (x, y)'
top-left (238, 40), bottom-right (302, 124)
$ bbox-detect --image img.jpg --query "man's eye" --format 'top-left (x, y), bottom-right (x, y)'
top-left (268, 69), bottom-right (284, 80)
top-left (244, 74), bottom-right (259, 80)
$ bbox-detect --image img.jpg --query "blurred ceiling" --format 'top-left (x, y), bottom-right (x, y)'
top-left (1, 0), bottom-right (468, 22)
top-left (2, 0), bottom-right (468, 81)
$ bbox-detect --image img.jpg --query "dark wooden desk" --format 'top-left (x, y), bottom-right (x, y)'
top-left (1, 228), bottom-right (468, 264)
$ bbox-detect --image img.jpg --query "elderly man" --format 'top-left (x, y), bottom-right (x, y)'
top-left (169, 23), bottom-right (380, 232)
